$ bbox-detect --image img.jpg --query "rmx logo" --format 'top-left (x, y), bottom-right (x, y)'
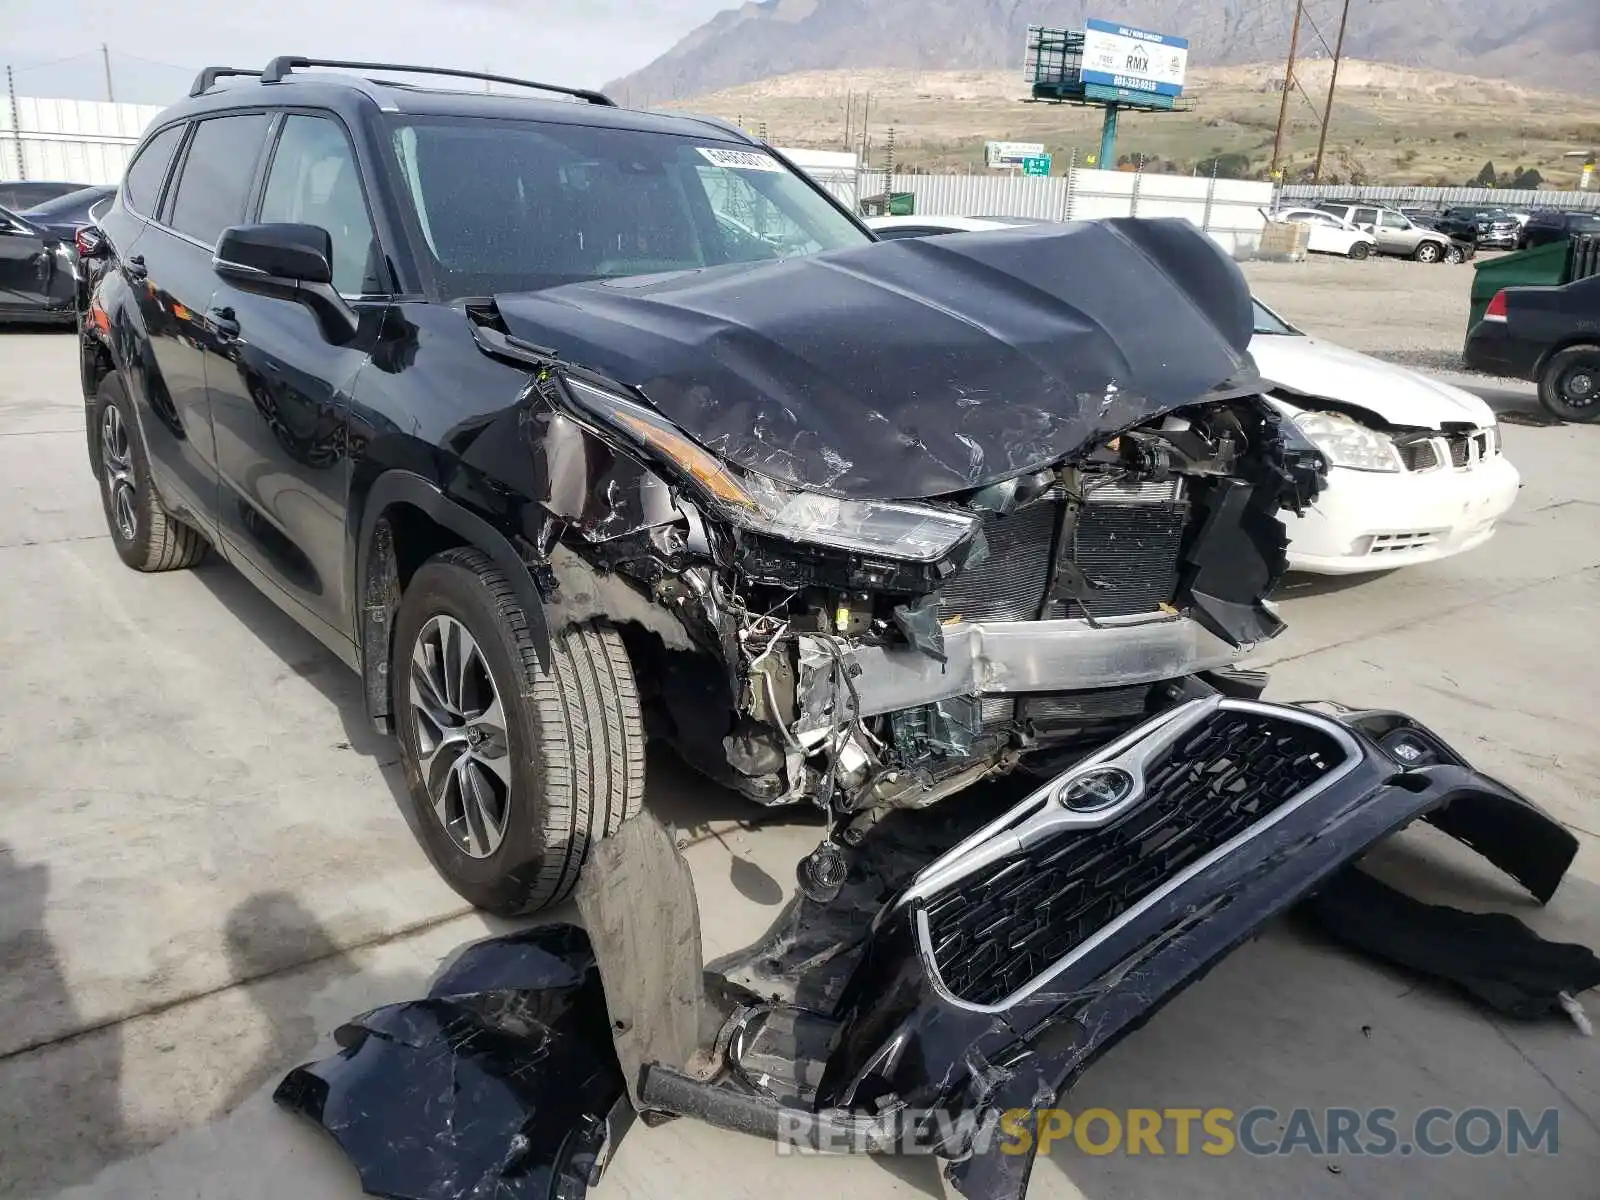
top-left (1125, 49), bottom-right (1150, 73)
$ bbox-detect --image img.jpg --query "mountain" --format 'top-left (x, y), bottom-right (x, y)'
top-left (606, 0), bottom-right (1600, 103)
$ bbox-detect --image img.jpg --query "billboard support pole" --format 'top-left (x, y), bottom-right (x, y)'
top-left (1099, 103), bottom-right (1119, 170)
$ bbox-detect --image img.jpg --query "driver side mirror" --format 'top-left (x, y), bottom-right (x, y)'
top-left (213, 223), bottom-right (356, 344)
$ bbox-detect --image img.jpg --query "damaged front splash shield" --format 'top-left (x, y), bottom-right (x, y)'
top-left (279, 700), bottom-right (1578, 1200)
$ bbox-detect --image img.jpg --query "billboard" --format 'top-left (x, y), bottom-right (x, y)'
top-left (986, 140), bottom-right (1047, 168)
top-left (1081, 18), bottom-right (1188, 98)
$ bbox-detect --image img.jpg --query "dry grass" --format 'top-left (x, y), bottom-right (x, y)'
top-left (665, 59), bottom-right (1600, 186)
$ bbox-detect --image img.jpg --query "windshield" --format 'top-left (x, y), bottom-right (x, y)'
top-left (386, 116), bottom-right (869, 296)
top-left (1252, 300), bottom-right (1298, 336)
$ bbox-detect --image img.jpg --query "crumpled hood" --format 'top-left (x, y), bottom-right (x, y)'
top-left (1252, 334), bottom-right (1496, 429)
top-left (490, 217), bottom-right (1261, 500)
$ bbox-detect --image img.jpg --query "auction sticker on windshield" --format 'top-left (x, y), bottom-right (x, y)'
top-left (697, 147), bottom-right (784, 172)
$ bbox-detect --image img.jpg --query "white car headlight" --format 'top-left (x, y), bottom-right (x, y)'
top-left (1294, 411), bottom-right (1402, 473)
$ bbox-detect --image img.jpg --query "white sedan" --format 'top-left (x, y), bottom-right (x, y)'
top-left (1251, 300), bottom-right (1520, 573)
top-left (1268, 207), bottom-right (1380, 260)
top-left (863, 215), bottom-right (1521, 574)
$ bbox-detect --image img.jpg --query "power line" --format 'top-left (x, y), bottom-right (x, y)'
top-left (107, 50), bottom-right (197, 74)
top-left (1300, 4), bottom-right (1336, 59)
top-left (9, 50), bottom-right (101, 74)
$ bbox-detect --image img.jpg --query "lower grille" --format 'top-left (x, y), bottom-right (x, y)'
top-left (922, 708), bottom-right (1346, 1007)
top-left (937, 479), bottom-right (1188, 627)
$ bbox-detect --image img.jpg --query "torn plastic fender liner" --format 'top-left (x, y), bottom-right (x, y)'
top-left (274, 924), bottom-right (631, 1200)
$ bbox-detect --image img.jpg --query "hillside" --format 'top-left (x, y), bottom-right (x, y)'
top-left (661, 60), bottom-right (1600, 186)
top-left (608, 0), bottom-right (1600, 104)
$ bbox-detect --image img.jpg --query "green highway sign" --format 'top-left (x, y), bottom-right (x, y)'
top-left (1022, 154), bottom-right (1052, 176)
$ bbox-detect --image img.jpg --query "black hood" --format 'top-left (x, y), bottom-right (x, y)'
top-left (490, 217), bottom-right (1262, 500)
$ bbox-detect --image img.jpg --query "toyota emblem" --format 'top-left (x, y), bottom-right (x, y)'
top-left (1059, 767), bottom-right (1136, 812)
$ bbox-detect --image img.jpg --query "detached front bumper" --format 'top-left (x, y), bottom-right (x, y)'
top-left (1284, 453), bottom-right (1520, 573)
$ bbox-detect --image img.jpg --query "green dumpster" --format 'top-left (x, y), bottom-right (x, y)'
top-left (859, 191), bottom-right (915, 218)
top-left (1467, 240), bottom-right (1569, 331)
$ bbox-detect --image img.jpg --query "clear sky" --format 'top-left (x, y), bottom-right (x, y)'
top-left (0, 0), bottom-right (730, 106)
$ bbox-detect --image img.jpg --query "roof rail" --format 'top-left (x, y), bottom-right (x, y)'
top-left (189, 67), bottom-right (264, 97)
top-left (258, 57), bottom-right (616, 106)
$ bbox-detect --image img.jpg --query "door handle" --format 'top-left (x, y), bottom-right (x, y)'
top-left (124, 254), bottom-right (147, 280)
top-left (207, 305), bottom-right (241, 339)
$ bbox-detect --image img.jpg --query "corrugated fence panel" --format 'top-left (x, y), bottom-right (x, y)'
top-left (2, 97), bottom-right (161, 185)
top-left (1279, 183), bottom-right (1600, 212)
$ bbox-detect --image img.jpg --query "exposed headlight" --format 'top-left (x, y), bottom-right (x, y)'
top-left (563, 376), bottom-right (979, 562)
top-left (1294, 411), bottom-right (1402, 473)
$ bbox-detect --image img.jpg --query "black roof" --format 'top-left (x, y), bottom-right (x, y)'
top-left (155, 57), bottom-right (756, 147)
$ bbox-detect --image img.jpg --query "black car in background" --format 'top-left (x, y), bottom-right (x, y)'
top-left (18, 184), bottom-right (117, 240)
top-left (1436, 206), bottom-right (1522, 249)
top-left (0, 180), bottom-right (91, 211)
top-left (0, 203), bottom-right (76, 323)
top-left (1465, 274), bottom-right (1600, 422)
top-left (1519, 208), bottom-right (1600, 250)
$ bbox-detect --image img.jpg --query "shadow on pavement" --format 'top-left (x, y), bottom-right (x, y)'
top-left (0, 842), bottom-right (124, 1196)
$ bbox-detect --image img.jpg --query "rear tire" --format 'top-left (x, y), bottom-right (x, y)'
top-left (392, 547), bottom-right (646, 914)
top-left (1538, 344), bottom-right (1600, 424)
top-left (1413, 241), bottom-right (1443, 264)
top-left (1347, 241), bottom-right (1371, 260)
top-left (91, 374), bottom-right (208, 572)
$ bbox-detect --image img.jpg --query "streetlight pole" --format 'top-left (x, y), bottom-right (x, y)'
top-left (1312, 0), bottom-right (1353, 183)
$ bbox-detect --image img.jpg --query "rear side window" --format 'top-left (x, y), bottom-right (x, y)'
top-left (167, 113), bottom-right (269, 246)
top-left (122, 124), bottom-right (184, 215)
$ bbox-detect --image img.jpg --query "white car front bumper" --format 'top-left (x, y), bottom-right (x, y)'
top-left (1284, 453), bottom-right (1521, 574)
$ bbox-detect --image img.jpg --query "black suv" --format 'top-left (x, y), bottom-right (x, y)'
top-left (78, 58), bottom-right (1321, 913)
top-left (1519, 208), bottom-right (1600, 250)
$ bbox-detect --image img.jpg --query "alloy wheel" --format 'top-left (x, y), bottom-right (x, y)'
top-left (408, 614), bottom-right (512, 859)
top-left (100, 405), bottom-right (137, 541)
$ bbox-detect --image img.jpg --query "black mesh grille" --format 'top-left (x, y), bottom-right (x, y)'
top-left (922, 709), bottom-right (1346, 1006)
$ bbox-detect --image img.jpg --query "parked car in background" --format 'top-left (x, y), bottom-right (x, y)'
top-left (1399, 205), bottom-right (1443, 228)
top-left (1315, 202), bottom-right (1469, 263)
top-left (0, 203), bottom-right (76, 323)
top-left (1267, 207), bottom-right (1379, 259)
top-left (17, 184), bottom-right (117, 240)
top-left (1465, 274), bottom-right (1600, 422)
top-left (1435, 206), bottom-right (1522, 249)
top-left (0, 180), bottom-right (92, 211)
top-left (864, 216), bottom-right (1516, 574)
top-left (1518, 208), bottom-right (1600, 250)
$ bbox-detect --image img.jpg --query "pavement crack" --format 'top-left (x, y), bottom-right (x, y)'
top-left (0, 533), bottom-right (109, 551)
top-left (1483, 1016), bottom-right (1600, 1139)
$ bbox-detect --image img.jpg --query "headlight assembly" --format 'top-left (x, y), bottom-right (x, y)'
top-left (562, 376), bottom-right (979, 563)
top-left (1294, 411), bottom-right (1402, 473)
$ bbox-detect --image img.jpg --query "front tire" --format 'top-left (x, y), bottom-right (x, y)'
top-left (1413, 241), bottom-right (1442, 264)
top-left (1443, 244), bottom-right (1465, 264)
top-left (91, 374), bottom-right (208, 572)
top-left (1538, 344), bottom-right (1600, 424)
top-left (392, 547), bottom-right (646, 914)
top-left (1347, 241), bottom-right (1371, 260)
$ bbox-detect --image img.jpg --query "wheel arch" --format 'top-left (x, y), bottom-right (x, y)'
top-left (1533, 336), bottom-right (1600, 381)
top-left (354, 470), bottom-right (551, 734)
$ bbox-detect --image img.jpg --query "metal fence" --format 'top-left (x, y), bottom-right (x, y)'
top-left (1, 96), bottom-right (163, 186)
top-left (1278, 183), bottom-right (1600, 212)
top-left (849, 168), bottom-right (1277, 257)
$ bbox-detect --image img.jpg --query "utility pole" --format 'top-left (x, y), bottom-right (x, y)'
top-left (1269, 0), bottom-right (1305, 181)
top-left (1312, 0), bottom-right (1353, 183)
top-left (101, 43), bottom-right (114, 102)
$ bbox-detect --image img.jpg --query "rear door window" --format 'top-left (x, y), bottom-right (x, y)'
top-left (166, 113), bottom-right (270, 246)
top-left (123, 124), bottom-right (185, 216)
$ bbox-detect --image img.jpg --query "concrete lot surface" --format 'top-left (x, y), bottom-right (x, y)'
top-left (2, 255), bottom-right (1598, 1199)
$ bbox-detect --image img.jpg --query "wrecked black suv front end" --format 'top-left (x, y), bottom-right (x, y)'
top-left (473, 216), bottom-right (1326, 825)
